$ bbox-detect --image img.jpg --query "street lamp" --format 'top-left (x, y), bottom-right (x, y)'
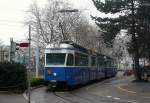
top-left (58, 9), bottom-right (79, 13)
top-left (58, 9), bottom-right (79, 40)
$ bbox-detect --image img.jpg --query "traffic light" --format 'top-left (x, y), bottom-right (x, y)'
top-left (11, 41), bottom-right (20, 52)
top-left (16, 43), bottom-right (20, 50)
top-left (11, 40), bottom-right (29, 52)
top-left (12, 42), bottom-right (20, 51)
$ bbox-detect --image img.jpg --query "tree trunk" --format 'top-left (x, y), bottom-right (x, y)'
top-left (131, 0), bottom-right (141, 80)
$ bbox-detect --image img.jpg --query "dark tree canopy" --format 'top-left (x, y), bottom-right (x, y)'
top-left (92, 0), bottom-right (150, 80)
top-left (92, 0), bottom-right (150, 60)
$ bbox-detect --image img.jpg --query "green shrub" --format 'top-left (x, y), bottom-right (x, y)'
top-left (0, 62), bottom-right (27, 92)
top-left (31, 77), bottom-right (44, 87)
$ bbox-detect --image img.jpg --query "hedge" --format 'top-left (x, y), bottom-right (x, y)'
top-left (31, 77), bottom-right (44, 87)
top-left (0, 62), bottom-right (27, 92)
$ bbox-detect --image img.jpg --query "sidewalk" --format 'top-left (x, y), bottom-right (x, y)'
top-left (0, 92), bottom-right (27, 103)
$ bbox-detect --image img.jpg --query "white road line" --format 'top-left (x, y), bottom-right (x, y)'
top-left (85, 77), bottom-right (139, 103)
top-left (86, 78), bottom-right (115, 90)
top-left (22, 91), bottom-right (36, 103)
top-left (117, 99), bottom-right (138, 103)
top-left (143, 96), bottom-right (150, 99)
top-left (113, 97), bottom-right (121, 100)
top-left (127, 100), bottom-right (137, 103)
top-left (131, 102), bottom-right (137, 103)
top-left (106, 95), bottom-right (138, 103)
top-left (106, 95), bottom-right (112, 98)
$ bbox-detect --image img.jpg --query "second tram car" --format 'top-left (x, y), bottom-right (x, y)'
top-left (44, 41), bottom-right (117, 88)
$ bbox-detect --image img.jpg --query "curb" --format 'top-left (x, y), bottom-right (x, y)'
top-left (0, 91), bottom-right (10, 93)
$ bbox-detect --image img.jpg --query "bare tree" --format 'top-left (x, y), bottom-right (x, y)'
top-left (26, 0), bottom-right (107, 53)
top-left (26, 0), bottom-right (63, 47)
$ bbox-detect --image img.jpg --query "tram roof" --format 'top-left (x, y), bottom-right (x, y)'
top-left (45, 41), bottom-right (114, 60)
top-left (46, 41), bottom-right (89, 53)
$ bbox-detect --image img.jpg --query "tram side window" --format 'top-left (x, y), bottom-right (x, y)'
top-left (98, 57), bottom-right (103, 67)
top-left (91, 56), bottom-right (96, 66)
top-left (106, 61), bottom-right (111, 68)
top-left (104, 61), bottom-right (107, 68)
top-left (75, 53), bottom-right (88, 66)
top-left (66, 54), bottom-right (74, 66)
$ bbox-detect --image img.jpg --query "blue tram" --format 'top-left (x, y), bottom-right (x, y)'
top-left (44, 41), bottom-right (117, 88)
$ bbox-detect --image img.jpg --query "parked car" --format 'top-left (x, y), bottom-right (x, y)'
top-left (123, 70), bottom-right (133, 76)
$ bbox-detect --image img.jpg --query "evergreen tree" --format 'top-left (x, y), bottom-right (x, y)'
top-left (92, 0), bottom-right (150, 80)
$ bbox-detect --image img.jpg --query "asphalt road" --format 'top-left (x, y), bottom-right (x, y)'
top-left (30, 74), bottom-right (150, 103)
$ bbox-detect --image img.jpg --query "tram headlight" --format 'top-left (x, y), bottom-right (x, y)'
top-left (53, 73), bottom-right (57, 77)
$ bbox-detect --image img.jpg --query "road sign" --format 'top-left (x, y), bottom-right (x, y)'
top-left (19, 42), bottom-right (29, 47)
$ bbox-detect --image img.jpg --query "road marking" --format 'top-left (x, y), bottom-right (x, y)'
top-left (117, 85), bottom-right (136, 94)
top-left (106, 95), bottom-right (112, 98)
top-left (131, 102), bottom-right (137, 103)
top-left (113, 97), bottom-right (120, 100)
top-left (127, 100), bottom-right (137, 103)
top-left (106, 95), bottom-right (137, 103)
top-left (86, 78), bottom-right (115, 90)
top-left (143, 96), bottom-right (150, 99)
top-left (117, 84), bottom-right (150, 101)
top-left (23, 91), bottom-right (36, 103)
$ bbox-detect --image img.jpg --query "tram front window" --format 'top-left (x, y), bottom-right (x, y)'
top-left (46, 53), bottom-right (66, 66)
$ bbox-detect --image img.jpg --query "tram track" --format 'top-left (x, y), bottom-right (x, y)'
top-left (52, 91), bottom-right (100, 103)
top-left (69, 91), bottom-right (99, 102)
top-left (51, 76), bottom-right (133, 103)
top-left (28, 75), bottom-right (141, 103)
top-left (52, 90), bottom-right (124, 103)
top-left (53, 92), bottom-right (79, 103)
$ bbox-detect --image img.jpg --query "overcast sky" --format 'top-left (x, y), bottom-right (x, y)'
top-left (0, 0), bottom-right (99, 45)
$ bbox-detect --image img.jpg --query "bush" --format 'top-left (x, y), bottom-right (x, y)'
top-left (0, 62), bottom-right (27, 92)
top-left (31, 77), bottom-right (44, 87)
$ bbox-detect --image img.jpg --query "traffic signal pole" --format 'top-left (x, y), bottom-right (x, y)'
top-left (10, 38), bottom-right (15, 62)
top-left (10, 38), bottom-right (13, 62)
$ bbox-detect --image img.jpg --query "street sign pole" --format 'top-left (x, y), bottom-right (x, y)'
top-left (35, 47), bottom-right (39, 77)
top-left (35, 26), bottom-right (39, 78)
top-left (28, 25), bottom-right (31, 103)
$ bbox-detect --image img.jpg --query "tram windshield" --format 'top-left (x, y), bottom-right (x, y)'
top-left (46, 53), bottom-right (66, 66)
